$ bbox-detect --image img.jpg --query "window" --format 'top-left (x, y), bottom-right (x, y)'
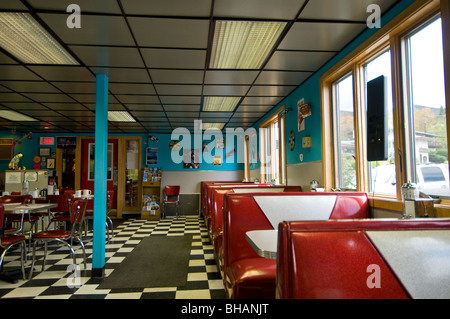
top-left (260, 106), bottom-right (286, 185)
top-left (333, 74), bottom-right (357, 190)
top-left (365, 50), bottom-right (396, 196)
top-left (321, 0), bottom-right (448, 207)
top-left (88, 143), bottom-right (113, 181)
top-left (403, 16), bottom-right (449, 197)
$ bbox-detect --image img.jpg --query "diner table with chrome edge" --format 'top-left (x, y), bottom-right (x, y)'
top-left (0, 202), bottom-right (58, 283)
top-left (245, 230), bottom-right (278, 259)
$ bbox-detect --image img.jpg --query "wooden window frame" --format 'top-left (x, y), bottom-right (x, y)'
top-left (321, 0), bottom-right (448, 212)
top-left (259, 105), bottom-right (287, 185)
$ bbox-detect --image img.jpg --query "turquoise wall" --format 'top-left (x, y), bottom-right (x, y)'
top-left (0, 130), bottom-right (243, 173)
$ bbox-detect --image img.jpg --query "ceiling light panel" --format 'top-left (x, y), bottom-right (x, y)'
top-left (210, 20), bottom-right (287, 69)
top-left (108, 111), bottom-right (136, 122)
top-left (203, 96), bottom-right (241, 112)
top-left (202, 122), bottom-right (225, 130)
top-left (0, 12), bottom-right (78, 65)
top-left (0, 110), bottom-right (38, 121)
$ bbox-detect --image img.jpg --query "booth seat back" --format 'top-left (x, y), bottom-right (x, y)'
top-left (223, 192), bottom-right (370, 270)
top-left (205, 183), bottom-right (270, 229)
top-left (201, 181), bottom-right (240, 217)
top-left (211, 186), bottom-right (302, 253)
top-left (277, 219), bottom-right (450, 299)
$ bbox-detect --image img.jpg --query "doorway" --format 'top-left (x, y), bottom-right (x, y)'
top-left (80, 138), bottom-right (118, 210)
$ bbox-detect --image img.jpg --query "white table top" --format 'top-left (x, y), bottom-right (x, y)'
top-left (3, 203), bottom-right (57, 213)
top-left (245, 230), bottom-right (278, 259)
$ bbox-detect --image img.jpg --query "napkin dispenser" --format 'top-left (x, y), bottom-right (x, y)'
top-left (404, 198), bottom-right (436, 218)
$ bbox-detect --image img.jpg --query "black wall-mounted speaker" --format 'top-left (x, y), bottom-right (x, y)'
top-left (366, 75), bottom-right (388, 161)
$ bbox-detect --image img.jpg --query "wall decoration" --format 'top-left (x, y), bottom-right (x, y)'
top-left (39, 147), bottom-right (51, 156)
top-left (146, 147), bottom-right (158, 165)
top-left (57, 136), bottom-right (76, 148)
top-left (289, 130), bottom-right (295, 151)
top-left (298, 98), bottom-right (312, 132)
top-left (47, 158), bottom-right (55, 169)
top-left (216, 137), bottom-right (224, 149)
top-left (214, 155), bottom-right (222, 166)
top-left (183, 149), bottom-right (199, 169)
top-left (169, 140), bottom-right (180, 151)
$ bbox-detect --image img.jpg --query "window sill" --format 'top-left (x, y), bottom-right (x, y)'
top-left (369, 195), bottom-right (450, 217)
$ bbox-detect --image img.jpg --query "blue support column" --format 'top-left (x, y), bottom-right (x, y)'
top-left (92, 73), bottom-right (108, 277)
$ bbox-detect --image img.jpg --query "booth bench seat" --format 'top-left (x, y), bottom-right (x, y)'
top-left (276, 218), bottom-right (450, 299)
top-left (222, 192), bottom-right (370, 299)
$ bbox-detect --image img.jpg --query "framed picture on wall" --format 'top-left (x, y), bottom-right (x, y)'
top-left (146, 147), bottom-right (158, 165)
top-left (46, 158), bottom-right (55, 169)
top-left (39, 147), bottom-right (51, 156)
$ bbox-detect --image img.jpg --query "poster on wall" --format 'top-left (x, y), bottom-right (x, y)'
top-left (298, 98), bottom-right (305, 132)
top-left (214, 155), bottom-right (222, 166)
top-left (146, 147), bottom-right (158, 165)
top-left (183, 149), bottom-right (199, 169)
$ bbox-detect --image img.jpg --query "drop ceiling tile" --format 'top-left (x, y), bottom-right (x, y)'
top-left (116, 95), bottom-right (160, 104)
top-left (109, 83), bottom-right (156, 95)
top-left (235, 104), bottom-right (277, 113)
top-left (213, 0), bottom-right (307, 20)
top-left (0, 65), bottom-right (42, 81)
top-left (159, 96), bottom-right (201, 104)
top-left (57, 110), bottom-right (95, 117)
top-left (155, 85), bottom-right (202, 95)
top-left (129, 111), bottom-right (167, 119)
top-left (0, 0), bottom-right (28, 10)
top-left (231, 112), bottom-right (266, 119)
top-left (0, 102), bottom-right (48, 110)
top-left (0, 86), bottom-right (11, 93)
top-left (125, 104), bottom-right (163, 112)
top-left (128, 17), bottom-right (209, 48)
top-left (163, 105), bottom-right (200, 112)
top-left (0, 51), bottom-right (19, 64)
top-left (255, 71), bottom-right (312, 85)
top-left (203, 85), bottom-right (250, 96)
top-left (241, 96), bottom-right (283, 105)
top-left (70, 46), bottom-right (145, 68)
top-left (299, 0), bottom-right (398, 21)
top-left (122, 0), bottom-right (212, 16)
top-left (166, 112), bottom-right (201, 118)
top-left (28, 66), bottom-right (94, 82)
top-left (142, 49), bottom-right (207, 69)
top-left (28, 0), bottom-right (122, 13)
top-left (0, 81), bottom-right (60, 93)
top-left (150, 70), bottom-right (204, 84)
top-left (265, 51), bottom-right (336, 71)
top-left (0, 93), bottom-right (32, 102)
top-left (52, 82), bottom-right (96, 94)
top-left (38, 14), bottom-right (135, 46)
top-left (43, 103), bottom-right (90, 111)
top-left (200, 112), bottom-right (233, 119)
top-left (204, 71), bottom-right (259, 85)
top-left (247, 85), bottom-right (296, 97)
top-left (279, 22), bottom-right (366, 51)
top-left (92, 68), bottom-right (151, 83)
top-left (22, 93), bottom-right (76, 103)
top-left (84, 103), bottom-right (126, 111)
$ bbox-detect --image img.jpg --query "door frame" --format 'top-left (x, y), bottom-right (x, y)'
top-left (72, 136), bottom-right (142, 218)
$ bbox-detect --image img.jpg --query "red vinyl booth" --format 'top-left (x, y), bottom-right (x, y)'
top-left (211, 186), bottom-right (302, 258)
top-left (276, 219), bottom-right (450, 299)
top-left (204, 183), bottom-right (270, 230)
top-left (200, 181), bottom-right (241, 217)
top-left (222, 192), bottom-right (370, 299)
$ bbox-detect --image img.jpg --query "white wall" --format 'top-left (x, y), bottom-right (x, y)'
top-left (162, 170), bottom-right (244, 194)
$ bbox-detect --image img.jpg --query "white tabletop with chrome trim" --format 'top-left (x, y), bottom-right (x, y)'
top-left (245, 230), bottom-right (278, 259)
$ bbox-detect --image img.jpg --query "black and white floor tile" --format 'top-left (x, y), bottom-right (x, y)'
top-left (0, 216), bottom-right (227, 299)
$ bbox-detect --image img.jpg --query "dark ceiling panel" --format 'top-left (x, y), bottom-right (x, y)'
top-left (0, 0), bottom-right (401, 133)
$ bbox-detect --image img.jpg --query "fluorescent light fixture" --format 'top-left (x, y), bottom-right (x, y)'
top-left (210, 20), bottom-right (287, 69)
top-left (108, 111), bottom-right (136, 122)
top-left (0, 110), bottom-right (38, 121)
top-left (203, 96), bottom-right (241, 112)
top-left (0, 12), bottom-right (78, 65)
top-left (202, 122), bottom-right (225, 130)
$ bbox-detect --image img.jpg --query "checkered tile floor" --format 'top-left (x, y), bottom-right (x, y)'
top-left (0, 216), bottom-right (227, 299)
